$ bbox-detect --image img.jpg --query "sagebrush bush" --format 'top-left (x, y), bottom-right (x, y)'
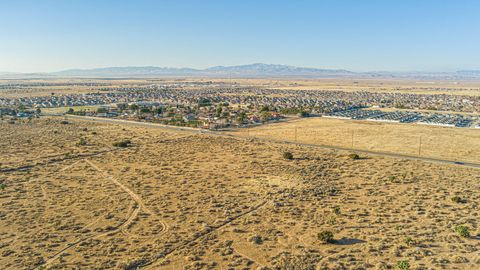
top-left (317, 230), bottom-right (334, 244)
top-left (283, 151), bottom-right (293, 160)
top-left (77, 138), bottom-right (87, 146)
top-left (396, 260), bottom-right (410, 270)
top-left (349, 153), bottom-right (360, 160)
top-left (403, 237), bottom-right (415, 246)
top-left (451, 196), bottom-right (465, 203)
top-left (113, 140), bottom-right (132, 148)
top-left (454, 225), bottom-right (470, 238)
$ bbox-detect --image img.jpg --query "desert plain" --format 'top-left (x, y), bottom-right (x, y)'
top-left (1, 116), bottom-right (480, 270)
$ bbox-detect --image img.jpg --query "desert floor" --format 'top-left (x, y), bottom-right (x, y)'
top-left (1, 117), bottom-right (480, 270)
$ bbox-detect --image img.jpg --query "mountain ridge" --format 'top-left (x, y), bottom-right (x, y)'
top-left (2, 64), bottom-right (480, 79)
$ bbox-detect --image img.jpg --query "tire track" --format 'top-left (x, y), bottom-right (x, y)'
top-left (141, 200), bottom-right (268, 269)
top-left (39, 159), bottom-right (168, 268)
top-left (0, 148), bottom-right (121, 173)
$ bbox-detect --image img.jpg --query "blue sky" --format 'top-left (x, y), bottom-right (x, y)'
top-left (1, 0), bottom-right (479, 72)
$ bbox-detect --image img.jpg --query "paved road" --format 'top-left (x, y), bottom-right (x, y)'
top-left (58, 115), bottom-right (480, 169)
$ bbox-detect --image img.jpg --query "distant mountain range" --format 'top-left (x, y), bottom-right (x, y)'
top-left (2, 63), bottom-right (480, 79)
top-left (51, 63), bottom-right (354, 78)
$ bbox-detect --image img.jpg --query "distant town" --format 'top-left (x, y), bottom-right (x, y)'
top-left (1, 81), bottom-right (479, 129)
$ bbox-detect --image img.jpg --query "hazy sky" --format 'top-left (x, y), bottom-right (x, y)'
top-left (1, 0), bottom-right (479, 72)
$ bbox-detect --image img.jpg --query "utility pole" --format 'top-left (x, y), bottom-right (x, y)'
top-left (418, 135), bottom-right (422, 156)
top-left (351, 130), bottom-right (354, 148)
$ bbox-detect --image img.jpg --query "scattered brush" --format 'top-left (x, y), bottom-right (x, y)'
top-left (283, 151), bottom-right (293, 160)
top-left (348, 153), bottom-right (360, 160)
top-left (403, 237), bottom-right (416, 246)
top-left (317, 230), bottom-right (335, 244)
top-left (77, 138), bottom-right (87, 146)
top-left (454, 225), bottom-right (470, 238)
top-left (451, 196), bottom-right (466, 204)
top-left (396, 260), bottom-right (410, 270)
top-left (113, 139), bottom-right (132, 148)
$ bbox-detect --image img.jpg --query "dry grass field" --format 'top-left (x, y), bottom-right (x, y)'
top-left (1, 117), bottom-right (480, 269)
top-left (230, 117), bottom-right (480, 164)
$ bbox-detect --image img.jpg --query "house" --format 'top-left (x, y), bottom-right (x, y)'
top-left (183, 114), bottom-right (197, 122)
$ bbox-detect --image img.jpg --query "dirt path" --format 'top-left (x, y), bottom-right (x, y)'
top-left (0, 148), bottom-right (120, 173)
top-left (39, 158), bottom-right (168, 268)
top-left (142, 200), bottom-right (268, 269)
top-left (232, 244), bottom-right (269, 268)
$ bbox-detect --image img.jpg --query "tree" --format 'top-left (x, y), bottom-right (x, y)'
top-left (260, 105), bottom-right (269, 112)
top-left (216, 106), bottom-right (223, 117)
top-left (299, 110), bottom-right (309, 117)
top-left (236, 112), bottom-right (246, 124)
top-left (97, 107), bottom-right (108, 113)
top-left (260, 111), bottom-right (271, 122)
top-left (67, 108), bottom-right (74, 114)
top-left (140, 107), bottom-right (151, 114)
top-left (129, 104), bottom-right (139, 111)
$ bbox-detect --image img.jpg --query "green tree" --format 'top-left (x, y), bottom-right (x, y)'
top-left (140, 107), bottom-right (151, 114)
top-left (260, 105), bottom-right (269, 112)
top-left (236, 112), bottom-right (246, 124)
top-left (216, 106), bottom-right (223, 117)
top-left (260, 111), bottom-right (271, 122)
top-left (97, 107), bottom-right (108, 113)
top-left (129, 104), bottom-right (139, 111)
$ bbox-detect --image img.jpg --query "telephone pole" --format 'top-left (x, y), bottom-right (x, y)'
top-left (351, 130), bottom-right (354, 148)
top-left (418, 135), bottom-right (422, 156)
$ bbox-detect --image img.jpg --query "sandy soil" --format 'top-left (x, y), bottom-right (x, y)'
top-left (1, 118), bottom-right (479, 269)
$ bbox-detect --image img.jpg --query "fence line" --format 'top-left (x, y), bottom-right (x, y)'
top-left (235, 127), bottom-right (480, 164)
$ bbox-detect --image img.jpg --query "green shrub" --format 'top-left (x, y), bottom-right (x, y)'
top-left (113, 140), bottom-right (132, 148)
top-left (327, 214), bottom-right (337, 225)
top-left (332, 206), bottom-right (341, 215)
top-left (77, 138), bottom-right (87, 146)
top-left (454, 225), bottom-right (470, 238)
top-left (396, 260), bottom-right (410, 270)
top-left (349, 153), bottom-right (360, 160)
top-left (317, 230), bottom-right (334, 244)
top-left (283, 151), bottom-right (293, 160)
top-left (403, 237), bottom-right (415, 246)
top-left (0, 183), bottom-right (6, 190)
top-left (451, 196), bottom-right (465, 203)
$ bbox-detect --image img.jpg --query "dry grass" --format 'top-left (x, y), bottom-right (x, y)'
top-left (230, 117), bottom-right (480, 163)
top-left (1, 118), bottom-right (480, 269)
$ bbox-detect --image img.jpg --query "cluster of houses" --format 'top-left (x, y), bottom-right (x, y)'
top-left (2, 81), bottom-right (480, 128)
top-left (2, 84), bottom-right (480, 114)
top-left (0, 107), bottom-right (40, 119)
top-left (67, 101), bottom-right (283, 129)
